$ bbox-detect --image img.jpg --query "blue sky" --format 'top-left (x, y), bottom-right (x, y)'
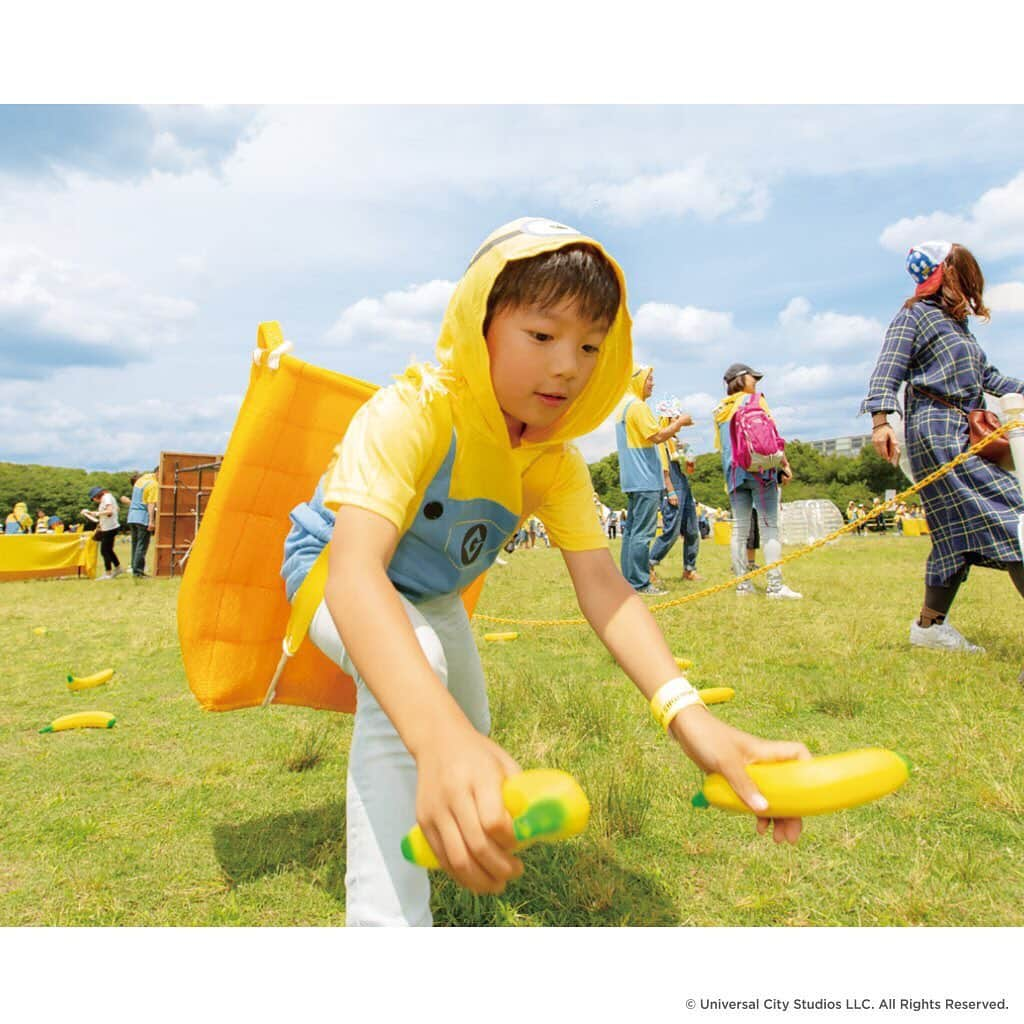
top-left (3, 104), bottom-right (1024, 470)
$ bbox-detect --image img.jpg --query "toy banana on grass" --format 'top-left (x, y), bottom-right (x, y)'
top-left (484, 632), bottom-right (519, 642)
top-left (698, 687), bottom-right (734, 706)
top-left (692, 748), bottom-right (910, 817)
top-left (40, 711), bottom-right (117, 734)
top-left (67, 668), bottom-right (115, 692)
top-left (402, 769), bottom-right (590, 869)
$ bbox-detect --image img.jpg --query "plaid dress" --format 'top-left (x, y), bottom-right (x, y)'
top-left (861, 298), bottom-right (1024, 586)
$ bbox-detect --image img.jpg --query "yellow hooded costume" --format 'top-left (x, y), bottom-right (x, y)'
top-left (712, 390), bottom-right (774, 493)
top-left (5, 502), bottom-right (33, 535)
top-left (282, 217), bottom-right (634, 606)
top-left (180, 218), bottom-right (632, 714)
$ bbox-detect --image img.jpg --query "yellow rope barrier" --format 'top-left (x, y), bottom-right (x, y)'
top-left (474, 417), bottom-right (1024, 628)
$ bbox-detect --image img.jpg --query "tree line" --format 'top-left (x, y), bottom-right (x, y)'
top-left (4, 441), bottom-right (910, 536)
top-left (588, 440), bottom-right (911, 512)
top-left (0, 462), bottom-right (136, 531)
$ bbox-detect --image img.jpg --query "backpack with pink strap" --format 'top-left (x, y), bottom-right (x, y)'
top-left (729, 392), bottom-right (786, 473)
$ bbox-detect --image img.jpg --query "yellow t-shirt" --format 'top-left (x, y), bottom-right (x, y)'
top-left (319, 381), bottom-right (606, 601)
top-left (623, 398), bottom-right (659, 448)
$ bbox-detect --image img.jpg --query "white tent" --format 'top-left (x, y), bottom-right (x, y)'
top-left (780, 499), bottom-right (844, 546)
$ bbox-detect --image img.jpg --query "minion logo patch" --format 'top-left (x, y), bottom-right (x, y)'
top-left (460, 523), bottom-right (488, 566)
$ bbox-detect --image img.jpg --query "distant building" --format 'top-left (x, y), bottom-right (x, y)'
top-left (804, 434), bottom-right (873, 458)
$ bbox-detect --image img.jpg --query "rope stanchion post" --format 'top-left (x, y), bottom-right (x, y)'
top-left (473, 417), bottom-right (1024, 629)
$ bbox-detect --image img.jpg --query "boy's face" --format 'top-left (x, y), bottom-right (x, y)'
top-left (485, 298), bottom-right (610, 443)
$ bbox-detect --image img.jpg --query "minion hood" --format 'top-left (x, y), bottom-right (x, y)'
top-left (425, 217), bottom-right (633, 449)
top-left (626, 364), bottom-right (653, 401)
top-left (14, 502), bottom-right (29, 519)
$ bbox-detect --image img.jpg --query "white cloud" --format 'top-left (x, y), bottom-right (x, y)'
top-left (0, 380), bottom-right (241, 468)
top-left (634, 301), bottom-right (735, 347)
top-left (778, 363), bottom-right (839, 393)
top-left (0, 243), bottom-right (198, 377)
top-left (879, 170), bottom-right (1024, 259)
top-left (556, 160), bottom-right (770, 225)
top-left (326, 279), bottom-right (456, 352)
top-left (576, 418), bottom-right (617, 463)
top-left (675, 391), bottom-right (719, 420)
top-left (777, 296), bottom-right (881, 352)
top-left (986, 280), bottom-right (1024, 313)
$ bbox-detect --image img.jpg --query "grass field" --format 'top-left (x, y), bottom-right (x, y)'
top-left (2, 531), bottom-right (1023, 927)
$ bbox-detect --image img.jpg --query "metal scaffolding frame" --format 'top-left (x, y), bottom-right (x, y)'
top-left (168, 459), bottom-right (222, 577)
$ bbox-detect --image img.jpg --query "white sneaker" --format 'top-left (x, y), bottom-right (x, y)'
top-left (112, 567), bottom-right (125, 578)
top-left (495, 557), bottom-right (508, 566)
top-left (909, 620), bottom-right (985, 654)
top-left (95, 574), bottom-right (113, 581)
top-left (736, 582), bottom-right (755, 596)
top-left (767, 584), bottom-right (803, 600)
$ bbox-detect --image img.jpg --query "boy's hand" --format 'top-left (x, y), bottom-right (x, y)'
top-left (670, 706), bottom-right (811, 844)
top-left (413, 723), bottom-right (525, 894)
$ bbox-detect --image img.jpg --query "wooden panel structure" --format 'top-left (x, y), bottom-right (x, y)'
top-left (154, 452), bottom-right (222, 577)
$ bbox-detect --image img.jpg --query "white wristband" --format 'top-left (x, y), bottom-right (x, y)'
top-left (649, 676), bottom-right (705, 731)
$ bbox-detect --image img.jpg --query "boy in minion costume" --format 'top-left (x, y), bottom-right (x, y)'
top-left (282, 218), bottom-right (808, 927)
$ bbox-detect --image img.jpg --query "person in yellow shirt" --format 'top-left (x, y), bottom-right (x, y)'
top-left (280, 217), bottom-right (809, 927)
top-left (5, 502), bottom-right (33, 535)
top-left (122, 469), bottom-right (159, 577)
top-left (614, 365), bottom-right (692, 593)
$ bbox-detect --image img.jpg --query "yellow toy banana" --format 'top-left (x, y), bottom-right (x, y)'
top-left (402, 769), bottom-right (590, 869)
top-left (67, 668), bottom-right (115, 692)
top-left (692, 748), bottom-right (910, 817)
top-left (698, 687), bottom-right (734, 705)
top-left (40, 711), bottom-right (117, 733)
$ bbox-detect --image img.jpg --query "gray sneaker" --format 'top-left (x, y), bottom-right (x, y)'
top-left (909, 619), bottom-right (985, 654)
top-left (767, 584), bottom-right (803, 600)
top-left (735, 582), bottom-right (755, 596)
top-left (636, 584), bottom-right (667, 596)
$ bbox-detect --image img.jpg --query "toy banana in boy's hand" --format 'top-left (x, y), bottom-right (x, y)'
top-left (401, 769), bottom-right (590, 869)
top-left (692, 748), bottom-right (910, 817)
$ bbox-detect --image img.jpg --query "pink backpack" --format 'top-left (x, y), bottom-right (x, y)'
top-left (729, 392), bottom-right (786, 472)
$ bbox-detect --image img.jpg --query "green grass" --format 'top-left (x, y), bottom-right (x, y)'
top-left (2, 532), bottom-right (1023, 926)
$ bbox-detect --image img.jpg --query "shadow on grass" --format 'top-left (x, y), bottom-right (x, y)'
top-left (432, 842), bottom-right (680, 927)
top-left (212, 801), bottom-right (347, 899)
top-left (215, 806), bottom-right (679, 925)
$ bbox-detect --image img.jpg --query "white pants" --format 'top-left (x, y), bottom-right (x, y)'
top-left (308, 590), bottom-right (490, 927)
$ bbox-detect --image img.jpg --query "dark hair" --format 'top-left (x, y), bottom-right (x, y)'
top-left (726, 375), bottom-right (748, 395)
top-left (904, 243), bottom-right (990, 322)
top-left (130, 472), bottom-right (141, 485)
top-left (483, 243), bottom-right (620, 334)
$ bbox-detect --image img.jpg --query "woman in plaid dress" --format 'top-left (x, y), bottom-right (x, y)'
top-left (863, 242), bottom-right (1024, 654)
